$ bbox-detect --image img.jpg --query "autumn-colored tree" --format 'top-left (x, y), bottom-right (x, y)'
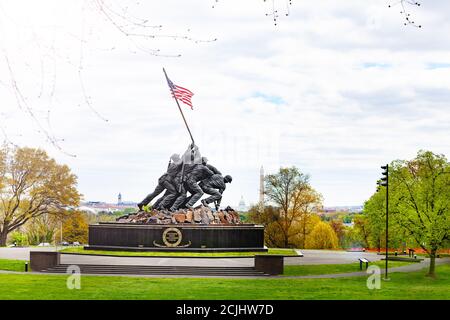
top-left (330, 219), bottom-right (345, 247)
top-left (248, 205), bottom-right (280, 247)
top-left (305, 222), bottom-right (339, 249)
top-left (62, 211), bottom-right (89, 244)
top-left (295, 191), bottom-right (323, 249)
top-left (248, 167), bottom-right (322, 248)
top-left (26, 213), bottom-right (60, 245)
top-left (291, 214), bottom-right (321, 249)
top-left (0, 146), bottom-right (80, 246)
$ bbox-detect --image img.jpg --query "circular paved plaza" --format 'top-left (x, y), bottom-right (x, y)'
top-left (0, 247), bottom-right (383, 267)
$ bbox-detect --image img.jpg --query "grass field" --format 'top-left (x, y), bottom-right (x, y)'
top-left (0, 264), bottom-right (448, 300)
top-left (283, 261), bottom-right (412, 276)
top-left (60, 247), bottom-right (298, 257)
top-left (0, 258), bottom-right (27, 272)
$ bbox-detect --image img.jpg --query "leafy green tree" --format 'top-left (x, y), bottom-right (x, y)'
top-left (388, 150), bottom-right (450, 277)
top-left (343, 215), bottom-right (353, 224)
top-left (10, 231), bottom-right (28, 246)
top-left (238, 212), bottom-right (249, 223)
top-left (363, 192), bottom-right (386, 251)
top-left (363, 190), bottom-right (409, 252)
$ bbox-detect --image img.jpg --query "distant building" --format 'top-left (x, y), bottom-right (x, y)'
top-left (322, 206), bottom-right (363, 214)
top-left (79, 194), bottom-right (137, 215)
top-left (119, 201), bottom-right (137, 206)
top-left (238, 195), bottom-right (248, 212)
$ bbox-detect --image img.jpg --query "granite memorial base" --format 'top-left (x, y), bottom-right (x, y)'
top-left (87, 222), bottom-right (267, 252)
top-left (30, 251), bottom-right (60, 272)
top-left (255, 255), bottom-right (284, 275)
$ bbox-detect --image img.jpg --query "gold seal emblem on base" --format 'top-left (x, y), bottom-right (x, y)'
top-left (162, 227), bottom-right (182, 247)
top-left (153, 227), bottom-right (191, 248)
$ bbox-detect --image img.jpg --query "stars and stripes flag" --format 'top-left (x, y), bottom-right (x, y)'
top-left (166, 77), bottom-right (194, 110)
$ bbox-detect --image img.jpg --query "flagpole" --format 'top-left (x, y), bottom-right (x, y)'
top-left (163, 67), bottom-right (195, 193)
top-left (163, 67), bottom-right (195, 145)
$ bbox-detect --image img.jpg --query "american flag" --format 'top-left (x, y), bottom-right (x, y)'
top-left (166, 77), bottom-right (194, 109)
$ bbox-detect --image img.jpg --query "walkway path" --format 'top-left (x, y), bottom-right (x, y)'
top-left (0, 247), bottom-right (384, 267)
top-left (60, 249), bottom-right (383, 267)
top-left (285, 249), bottom-right (383, 265)
top-left (61, 254), bottom-right (253, 267)
top-left (0, 247), bottom-right (57, 260)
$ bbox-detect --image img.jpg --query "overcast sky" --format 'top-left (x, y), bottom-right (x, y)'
top-left (0, 0), bottom-right (449, 207)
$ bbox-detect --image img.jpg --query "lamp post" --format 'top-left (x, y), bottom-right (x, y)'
top-left (377, 164), bottom-right (389, 281)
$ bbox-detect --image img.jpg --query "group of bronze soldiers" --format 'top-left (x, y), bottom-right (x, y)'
top-left (138, 144), bottom-right (232, 212)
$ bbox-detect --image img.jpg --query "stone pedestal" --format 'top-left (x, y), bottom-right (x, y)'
top-left (254, 254), bottom-right (284, 275)
top-left (87, 222), bottom-right (267, 252)
top-left (30, 251), bottom-right (60, 272)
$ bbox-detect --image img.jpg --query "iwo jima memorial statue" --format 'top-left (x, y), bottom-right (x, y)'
top-left (87, 69), bottom-right (266, 252)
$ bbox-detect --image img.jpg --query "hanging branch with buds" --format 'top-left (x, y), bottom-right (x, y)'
top-left (388, 0), bottom-right (422, 28)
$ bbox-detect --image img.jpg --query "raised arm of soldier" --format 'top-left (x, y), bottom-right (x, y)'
top-left (201, 157), bottom-right (221, 175)
top-left (182, 143), bottom-right (202, 164)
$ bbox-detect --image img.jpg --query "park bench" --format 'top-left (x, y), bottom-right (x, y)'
top-left (359, 258), bottom-right (370, 270)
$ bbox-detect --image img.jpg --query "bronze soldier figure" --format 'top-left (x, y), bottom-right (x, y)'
top-left (170, 163), bottom-right (215, 211)
top-left (200, 174), bottom-right (232, 211)
top-left (137, 154), bottom-right (182, 211)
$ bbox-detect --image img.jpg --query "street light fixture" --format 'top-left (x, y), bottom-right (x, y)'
top-left (377, 164), bottom-right (389, 281)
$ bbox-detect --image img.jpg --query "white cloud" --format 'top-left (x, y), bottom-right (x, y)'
top-left (0, 0), bottom-right (449, 207)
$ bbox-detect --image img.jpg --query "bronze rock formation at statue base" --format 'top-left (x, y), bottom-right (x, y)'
top-left (116, 205), bottom-right (241, 225)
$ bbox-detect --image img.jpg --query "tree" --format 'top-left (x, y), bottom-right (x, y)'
top-left (10, 231), bottom-right (28, 246)
top-left (388, 150), bottom-right (450, 277)
top-left (305, 222), bottom-right (339, 249)
top-left (330, 219), bottom-right (345, 248)
top-left (364, 191), bottom-right (385, 251)
top-left (249, 166), bottom-right (322, 248)
top-left (343, 215), bottom-right (353, 224)
top-left (26, 213), bottom-right (60, 245)
top-left (352, 214), bottom-right (371, 249)
top-left (62, 211), bottom-right (88, 244)
top-left (248, 205), bottom-right (281, 247)
top-left (364, 191), bottom-right (410, 251)
top-left (292, 214), bottom-right (321, 249)
top-left (0, 146), bottom-right (80, 246)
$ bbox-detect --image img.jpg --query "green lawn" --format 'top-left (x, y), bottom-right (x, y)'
top-left (0, 264), bottom-right (449, 300)
top-left (60, 247), bottom-right (297, 257)
top-left (0, 259), bottom-right (27, 272)
top-left (283, 261), bottom-right (412, 276)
